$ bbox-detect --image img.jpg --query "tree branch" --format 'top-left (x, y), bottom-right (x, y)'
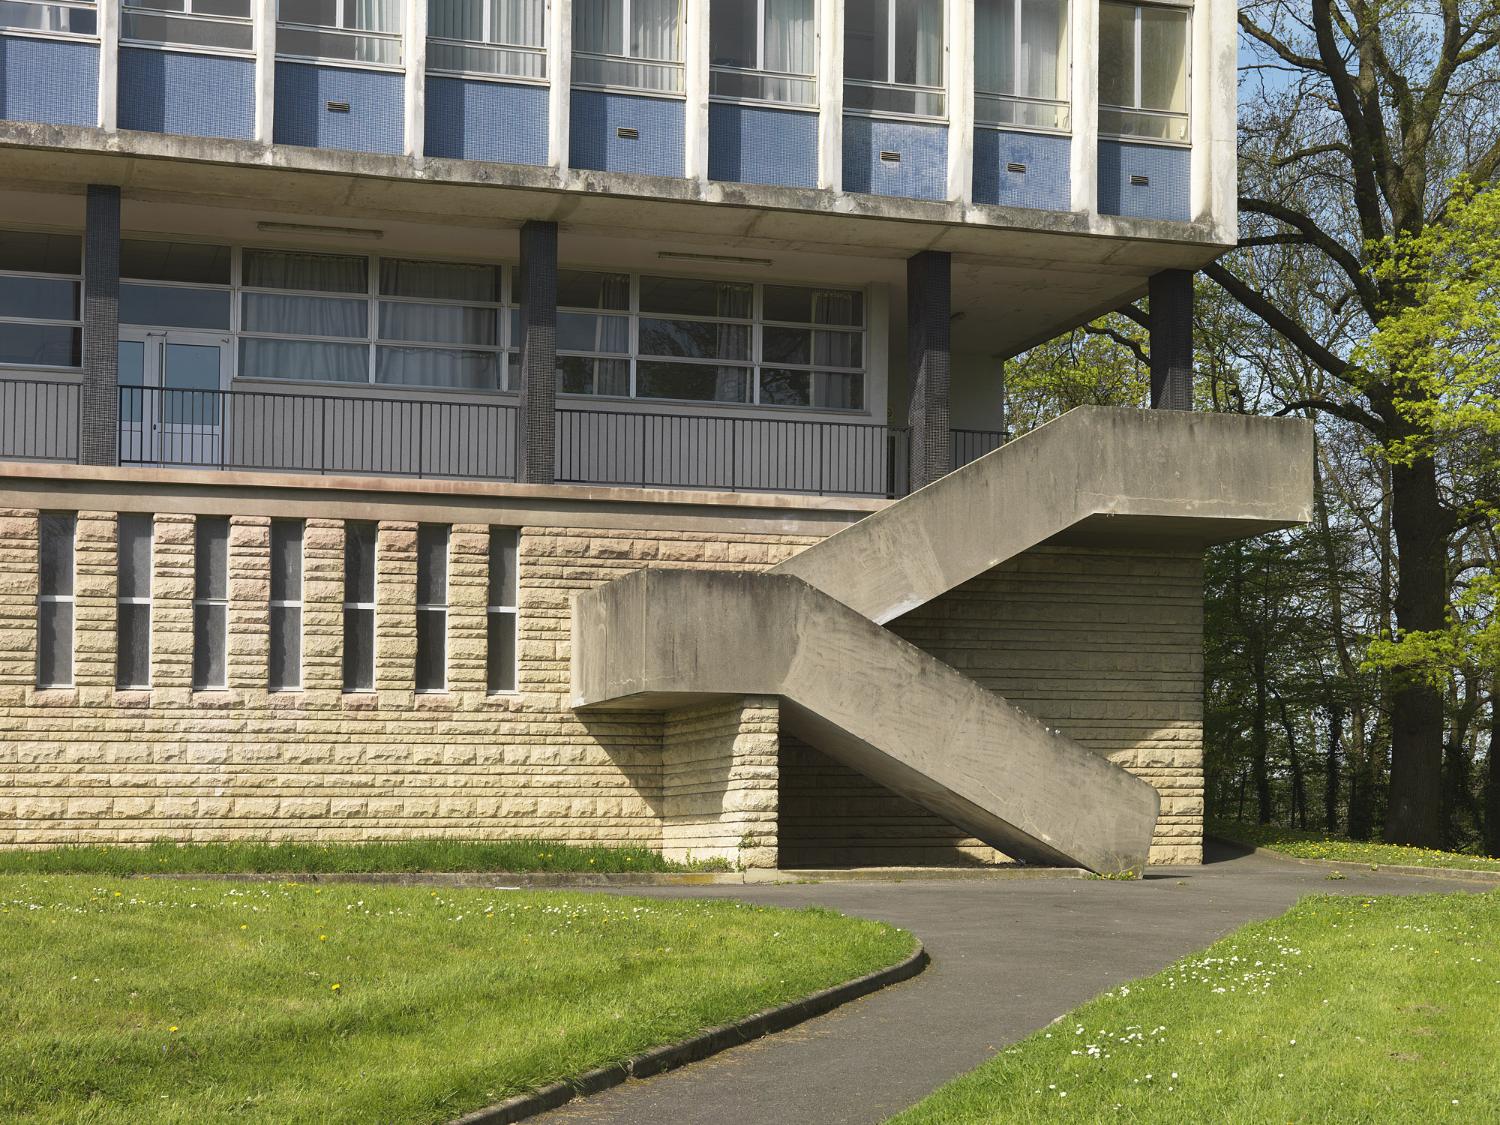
top-left (1084, 323), bottom-right (1149, 367)
top-left (1274, 398), bottom-right (1385, 434)
top-left (1204, 261), bottom-right (1359, 388)
top-left (1239, 197), bottom-right (1380, 311)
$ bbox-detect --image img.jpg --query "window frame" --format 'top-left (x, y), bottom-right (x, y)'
top-left (555, 271), bottom-right (869, 413)
top-left (1098, 0), bottom-right (1191, 145)
top-left (121, 0), bottom-right (254, 57)
top-left (233, 246), bottom-right (516, 394)
top-left (268, 518), bottom-right (304, 692)
top-left (842, 0), bottom-right (947, 122)
top-left (414, 523), bottom-right (449, 694)
top-left (36, 511), bottom-right (75, 690)
top-left (0, 0), bottom-right (98, 41)
top-left (115, 512), bottom-right (154, 691)
top-left (709, 0), bottom-right (818, 109)
top-left (426, 0), bottom-right (548, 84)
top-left (0, 244), bottom-right (84, 373)
top-left (342, 519), bottom-right (378, 693)
top-left (191, 515), bottom-right (230, 691)
top-left (486, 526), bottom-right (519, 695)
top-left (276, 0), bottom-right (404, 69)
top-left (571, 0), bottom-right (686, 97)
top-left (973, 0), bottom-right (1072, 135)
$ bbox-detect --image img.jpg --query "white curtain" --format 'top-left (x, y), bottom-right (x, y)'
top-left (354, 0), bottom-right (400, 34)
top-left (764, 0), bottom-right (814, 75)
top-left (1019, 0), bottom-right (1066, 101)
top-left (912, 0), bottom-right (944, 87)
top-left (974, 0), bottom-right (1015, 95)
top-left (714, 282), bottom-right (752, 403)
top-left (574, 0), bottom-right (623, 54)
top-left (429, 0), bottom-right (483, 40)
top-left (376, 346), bottom-right (498, 389)
top-left (630, 0), bottom-right (680, 61)
top-left (497, 0), bottom-right (546, 47)
top-left (243, 249), bottom-right (367, 293)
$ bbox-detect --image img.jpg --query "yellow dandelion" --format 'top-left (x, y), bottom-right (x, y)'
top-left (169, 1026), bottom-right (179, 1033)
top-left (240, 924), bottom-right (247, 930)
top-left (330, 983), bottom-right (341, 991)
top-left (319, 934), bottom-right (327, 941)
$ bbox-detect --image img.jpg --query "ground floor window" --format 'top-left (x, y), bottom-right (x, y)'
top-left (37, 511), bottom-right (75, 689)
top-left (343, 521), bottom-right (378, 692)
top-left (487, 527), bottom-right (518, 693)
top-left (116, 513), bottom-right (153, 690)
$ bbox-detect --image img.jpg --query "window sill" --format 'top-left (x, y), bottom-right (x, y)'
top-left (570, 82), bottom-right (687, 102)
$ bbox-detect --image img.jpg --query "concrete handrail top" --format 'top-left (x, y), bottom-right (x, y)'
top-left (771, 406), bottom-right (1315, 624)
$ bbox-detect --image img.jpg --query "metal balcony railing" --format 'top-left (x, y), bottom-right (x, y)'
top-left (0, 377), bottom-right (1010, 499)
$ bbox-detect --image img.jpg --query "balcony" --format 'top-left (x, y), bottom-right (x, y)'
top-left (0, 379), bottom-right (1005, 499)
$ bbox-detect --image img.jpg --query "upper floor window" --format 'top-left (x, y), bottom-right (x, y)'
top-left (237, 250), bottom-right (512, 392)
top-left (844, 0), bottom-right (945, 119)
top-left (710, 0), bottom-right (815, 108)
top-left (0, 0), bottom-right (96, 38)
top-left (122, 0), bottom-right (252, 53)
top-left (555, 271), bottom-right (867, 410)
top-left (975, 0), bottom-right (1070, 132)
top-left (1099, 0), bottom-right (1188, 143)
top-left (278, 0), bottom-right (403, 67)
top-left (121, 239), bottom-right (232, 331)
top-left (0, 229), bottom-right (82, 370)
top-left (573, 0), bottom-right (682, 94)
top-left (428, 0), bottom-right (546, 81)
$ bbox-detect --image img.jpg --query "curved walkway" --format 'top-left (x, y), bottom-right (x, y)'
top-left (538, 845), bottom-right (1484, 1125)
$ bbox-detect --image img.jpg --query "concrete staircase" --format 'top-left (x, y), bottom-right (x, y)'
top-left (572, 407), bottom-right (1313, 873)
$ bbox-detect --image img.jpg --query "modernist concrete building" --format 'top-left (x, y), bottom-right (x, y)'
top-left (0, 0), bottom-right (1308, 871)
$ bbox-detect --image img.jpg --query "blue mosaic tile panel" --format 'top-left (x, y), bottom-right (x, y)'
top-left (841, 116), bottom-right (949, 202)
top-left (425, 77), bottom-right (547, 165)
top-left (972, 127), bottom-right (1071, 211)
top-left (569, 89), bottom-right (684, 178)
top-left (1097, 140), bottom-right (1190, 221)
top-left (0, 35), bottom-right (98, 127)
top-left (119, 47), bottom-right (254, 140)
top-left (708, 102), bottom-right (817, 189)
top-left (273, 61), bottom-right (403, 155)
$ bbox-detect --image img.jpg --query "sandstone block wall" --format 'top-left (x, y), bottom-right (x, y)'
top-left (662, 697), bottom-right (780, 868)
top-left (0, 504), bottom-right (817, 863)
top-left (781, 546), bottom-right (1207, 866)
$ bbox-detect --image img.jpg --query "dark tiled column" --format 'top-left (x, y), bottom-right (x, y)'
top-left (906, 250), bottom-right (953, 492)
top-left (516, 220), bottom-right (558, 484)
top-left (81, 184), bottom-right (121, 466)
top-left (1149, 269), bottom-right (1194, 411)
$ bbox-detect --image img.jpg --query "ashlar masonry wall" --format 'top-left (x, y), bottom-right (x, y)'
top-left (0, 501), bottom-right (818, 864)
top-left (781, 546), bottom-right (1207, 867)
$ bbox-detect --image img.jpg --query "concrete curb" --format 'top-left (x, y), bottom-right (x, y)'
top-left (136, 867), bottom-right (1084, 888)
top-left (1224, 842), bottom-right (1500, 886)
top-left (448, 942), bottom-right (931, 1125)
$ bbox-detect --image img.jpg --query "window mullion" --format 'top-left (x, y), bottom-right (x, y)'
top-left (1134, 6), bottom-right (1142, 111)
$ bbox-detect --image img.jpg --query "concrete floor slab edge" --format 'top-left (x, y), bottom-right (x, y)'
top-left (446, 942), bottom-right (931, 1125)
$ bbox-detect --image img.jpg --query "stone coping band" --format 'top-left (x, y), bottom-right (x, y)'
top-left (448, 941), bottom-right (931, 1125)
top-left (136, 867), bottom-right (1087, 888)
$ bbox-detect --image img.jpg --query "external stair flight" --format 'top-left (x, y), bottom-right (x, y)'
top-left (572, 407), bottom-right (1313, 873)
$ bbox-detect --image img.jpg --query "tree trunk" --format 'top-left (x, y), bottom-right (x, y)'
top-left (1383, 453), bottom-right (1450, 847)
top-left (1487, 683), bottom-right (1500, 858)
top-left (1252, 650), bottom-right (1272, 824)
top-left (1325, 704), bottom-right (1343, 833)
top-left (1277, 694), bottom-right (1308, 828)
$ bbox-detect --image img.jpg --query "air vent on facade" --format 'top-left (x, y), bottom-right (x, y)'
top-left (617, 127), bottom-right (640, 140)
top-left (326, 101), bottom-right (351, 113)
top-left (880, 150), bottom-right (902, 163)
top-left (1006, 162), bottom-right (1027, 174)
top-left (1130, 174), bottom-right (1150, 186)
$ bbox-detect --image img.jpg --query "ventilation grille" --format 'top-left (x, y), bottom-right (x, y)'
top-left (617, 126), bottom-right (640, 140)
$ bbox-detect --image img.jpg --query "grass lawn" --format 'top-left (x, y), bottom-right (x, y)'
top-left (0, 838), bottom-right (726, 876)
top-left (1211, 818), bottom-right (1500, 873)
top-left (1, 876), bottom-right (915, 1124)
top-left (889, 891), bottom-right (1500, 1123)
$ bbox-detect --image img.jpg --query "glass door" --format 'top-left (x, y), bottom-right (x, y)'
top-left (118, 329), bottom-right (230, 467)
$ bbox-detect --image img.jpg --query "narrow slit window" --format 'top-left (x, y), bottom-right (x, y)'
top-left (37, 512), bottom-right (75, 689)
top-left (416, 524), bottom-right (449, 693)
top-left (487, 527), bottom-right (518, 693)
top-left (269, 519), bottom-right (304, 691)
top-left (116, 513), bottom-right (153, 690)
top-left (343, 520), bottom-right (377, 692)
top-left (192, 516), bottom-right (229, 690)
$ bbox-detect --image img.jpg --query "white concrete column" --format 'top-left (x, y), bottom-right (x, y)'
top-left (683, 0), bottom-right (711, 179)
top-left (945, 0), bottom-right (975, 203)
top-left (253, 0), bottom-right (276, 144)
top-left (816, 0), bottom-right (843, 191)
top-left (548, 0), bottom-right (572, 170)
top-left (97, 0), bottom-right (119, 131)
top-left (404, 0), bottom-right (427, 158)
top-left (1069, 0), bottom-right (1100, 214)
top-left (1193, 0), bottom-right (1237, 239)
